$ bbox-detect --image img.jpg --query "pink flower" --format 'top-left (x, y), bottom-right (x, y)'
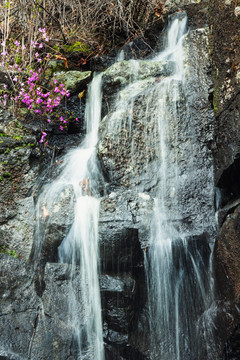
top-left (2, 50), bottom-right (7, 56)
top-left (15, 40), bottom-right (20, 47)
top-left (59, 116), bottom-right (63, 121)
top-left (36, 98), bottom-right (43, 104)
top-left (59, 125), bottom-right (63, 131)
top-left (75, 118), bottom-right (79, 122)
top-left (13, 76), bottom-right (18, 82)
top-left (3, 84), bottom-right (7, 89)
top-left (39, 43), bottom-right (43, 48)
top-left (1, 41), bottom-right (5, 47)
top-left (53, 79), bottom-right (57, 84)
top-left (54, 87), bottom-right (59, 93)
top-left (35, 52), bottom-right (39, 57)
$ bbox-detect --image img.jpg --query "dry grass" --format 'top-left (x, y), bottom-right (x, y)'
top-left (0, 0), bottom-right (165, 56)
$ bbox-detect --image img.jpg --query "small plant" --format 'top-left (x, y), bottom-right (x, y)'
top-left (0, 245), bottom-right (18, 258)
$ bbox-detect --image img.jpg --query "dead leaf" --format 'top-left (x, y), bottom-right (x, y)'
top-left (55, 55), bottom-right (68, 68)
top-left (78, 89), bottom-right (85, 99)
top-left (80, 58), bottom-right (87, 65)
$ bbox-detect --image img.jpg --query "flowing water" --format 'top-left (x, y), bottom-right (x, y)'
top-left (32, 12), bottom-right (217, 360)
top-left (145, 14), bottom-right (217, 360)
top-left (33, 74), bottom-right (104, 360)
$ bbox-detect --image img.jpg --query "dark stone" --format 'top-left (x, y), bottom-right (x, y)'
top-left (214, 205), bottom-right (240, 303)
top-left (224, 324), bottom-right (240, 360)
top-left (213, 205), bottom-right (240, 358)
top-left (0, 255), bottom-right (85, 360)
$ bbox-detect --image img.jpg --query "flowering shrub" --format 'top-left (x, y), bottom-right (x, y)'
top-left (0, 27), bottom-right (77, 145)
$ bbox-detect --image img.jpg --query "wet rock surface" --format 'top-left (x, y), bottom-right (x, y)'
top-left (0, 256), bottom-right (85, 360)
top-left (209, 0), bottom-right (240, 357)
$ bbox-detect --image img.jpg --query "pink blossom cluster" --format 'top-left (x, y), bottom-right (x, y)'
top-left (17, 70), bottom-right (70, 118)
top-left (0, 28), bottom-right (80, 145)
top-left (39, 131), bottom-right (47, 143)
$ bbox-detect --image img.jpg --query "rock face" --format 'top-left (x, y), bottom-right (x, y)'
top-left (209, 0), bottom-right (240, 182)
top-left (208, 0), bottom-right (240, 358)
top-left (0, 110), bottom-right (40, 259)
top-left (0, 255), bottom-right (84, 360)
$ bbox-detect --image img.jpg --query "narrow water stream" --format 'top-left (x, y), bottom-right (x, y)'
top-left (146, 14), bottom-right (216, 360)
top-left (34, 75), bottom-right (105, 360)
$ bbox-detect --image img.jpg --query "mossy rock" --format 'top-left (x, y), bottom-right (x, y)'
top-left (53, 70), bottom-right (92, 93)
top-left (103, 60), bottom-right (175, 93)
top-left (45, 60), bottom-right (67, 78)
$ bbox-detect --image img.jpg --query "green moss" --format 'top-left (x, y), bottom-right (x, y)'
top-left (213, 88), bottom-right (219, 113)
top-left (13, 135), bottom-right (22, 141)
top-left (52, 45), bottom-right (60, 51)
top-left (0, 245), bottom-right (18, 258)
top-left (3, 171), bottom-right (11, 178)
top-left (63, 41), bottom-right (90, 54)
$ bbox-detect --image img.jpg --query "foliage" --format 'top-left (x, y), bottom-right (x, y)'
top-left (0, 245), bottom-right (18, 258)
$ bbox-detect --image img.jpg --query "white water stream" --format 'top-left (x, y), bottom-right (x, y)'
top-left (145, 14), bottom-right (216, 360)
top-left (34, 74), bottom-right (104, 360)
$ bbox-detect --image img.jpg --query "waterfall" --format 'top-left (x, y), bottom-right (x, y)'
top-left (31, 11), bottom-right (217, 360)
top-left (33, 75), bottom-right (104, 360)
top-left (145, 14), bottom-right (217, 360)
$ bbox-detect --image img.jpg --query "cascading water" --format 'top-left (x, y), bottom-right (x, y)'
top-left (33, 75), bottom-right (104, 360)
top-left (31, 11), bottom-right (217, 360)
top-left (145, 14), bottom-right (217, 360)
